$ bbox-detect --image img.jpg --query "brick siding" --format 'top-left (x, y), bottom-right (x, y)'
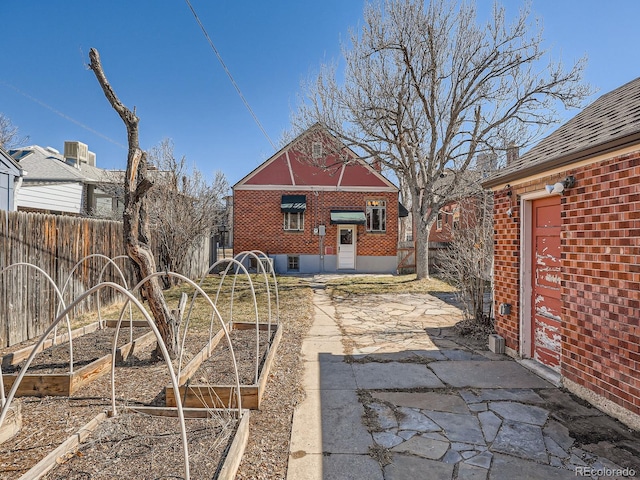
top-left (233, 189), bottom-right (398, 257)
top-left (492, 150), bottom-right (640, 417)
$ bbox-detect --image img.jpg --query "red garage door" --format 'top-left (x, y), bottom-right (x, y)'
top-left (531, 196), bottom-right (562, 371)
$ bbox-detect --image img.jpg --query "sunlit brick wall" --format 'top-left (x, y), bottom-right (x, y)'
top-left (233, 189), bottom-right (398, 257)
top-left (492, 150), bottom-right (640, 419)
top-left (492, 187), bottom-right (521, 351)
top-left (561, 151), bottom-right (640, 417)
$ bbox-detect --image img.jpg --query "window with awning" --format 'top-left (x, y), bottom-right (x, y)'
top-left (281, 195), bottom-right (306, 212)
top-left (330, 210), bottom-right (366, 225)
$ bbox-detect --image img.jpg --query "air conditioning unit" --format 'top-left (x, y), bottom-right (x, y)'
top-left (259, 257), bottom-right (273, 273)
top-left (64, 141), bottom-right (89, 166)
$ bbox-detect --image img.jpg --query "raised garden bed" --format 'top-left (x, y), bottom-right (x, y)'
top-left (19, 406), bottom-right (250, 480)
top-left (0, 402), bottom-right (20, 445)
top-left (166, 321), bottom-right (282, 410)
top-left (2, 321), bottom-right (156, 397)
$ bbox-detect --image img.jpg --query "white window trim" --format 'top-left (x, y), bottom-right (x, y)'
top-left (287, 255), bottom-right (300, 271)
top-left (284, 211), bottom-right (304, 231)
top-left (366, 199), bottom-right (387, 232)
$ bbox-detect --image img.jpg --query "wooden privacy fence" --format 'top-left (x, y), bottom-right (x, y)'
top-left (0, 210), bottom-right (209, 348)
top-left (397, 241), bottom-right (415, 274)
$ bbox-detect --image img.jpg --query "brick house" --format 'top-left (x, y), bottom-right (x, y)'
top-left (233, 126), bottom-right (399, 274)
top-left (482, 78), bottom-right (640, 429)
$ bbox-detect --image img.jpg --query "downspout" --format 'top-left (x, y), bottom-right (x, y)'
top-left (13, 171), bottom-right (24, 211)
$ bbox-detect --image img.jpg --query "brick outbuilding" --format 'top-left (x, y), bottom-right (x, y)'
top-left (233, 126), bottom-right (400, 274)
top-left (483, 78), bottom-right (640, 429)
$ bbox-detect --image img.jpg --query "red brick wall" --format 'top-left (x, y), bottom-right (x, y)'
top-left (492, 188), bottom-right (521, 350)
top-left (561, 152), bottom-right (640, 416)
top-left (492, 150), bottom-right (640, 417)
top-left (233, 189), bottom-right (398, 257)
top-left (429, 198), bottom-right (480, 243)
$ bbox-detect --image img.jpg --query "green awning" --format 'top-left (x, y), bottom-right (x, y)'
top-left (330, 210), bottom-right (366, 225)
top-left (281, 195), bottom-right (306, 212)
top-left (398, 202), bottom-right (409, 218)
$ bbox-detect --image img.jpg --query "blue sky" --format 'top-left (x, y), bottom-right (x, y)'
top-left (1, 1), bottom-right (639, 187)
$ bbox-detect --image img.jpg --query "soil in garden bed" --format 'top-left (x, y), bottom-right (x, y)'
top-left (193, 327), bottom-right (275, 385)
top-left (3, 327), bottom-right (151, 374)
top-left (0, 327), bottom-right (273, 477)
top-left (41, 411), bottom-right (239, 480)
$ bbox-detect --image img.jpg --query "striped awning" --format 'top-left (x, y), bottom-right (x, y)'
top-left (281, 195), bottom-right (306, 212)
top-left (330, 210), bottom-right (366, 225)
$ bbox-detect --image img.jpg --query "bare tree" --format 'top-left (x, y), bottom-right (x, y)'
top-left (294, 0), bottom-right (591, 278)
top-left (438, 189), bottom-right (494, 323)
top-left (88, 48), bottom-right (179, 359)
top-left (147, 139), bottom-right (229, 287)
top-left (0, 113), bottom-right (28, 149)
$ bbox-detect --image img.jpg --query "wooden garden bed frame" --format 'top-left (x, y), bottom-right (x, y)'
top-left (165, 321), bottom-right (282, 410)
top-left (2, 321), bottom-right (156, 397)
top-left (0, 400), bottom-right (21, 445)
top-left (17, 407), bottom-right (251, 480)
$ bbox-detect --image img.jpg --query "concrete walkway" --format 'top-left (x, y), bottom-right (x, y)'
top-left (286, 277), bottom-right (639, 479)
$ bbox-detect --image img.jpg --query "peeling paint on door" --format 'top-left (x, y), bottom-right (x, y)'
top-left (531, 197), bottom-right (562, 372)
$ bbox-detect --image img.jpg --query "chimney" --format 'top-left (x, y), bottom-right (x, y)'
top-left (506, 143), bottom-right (519, 166)
top-left (371, 157), bottom-right (382, 173)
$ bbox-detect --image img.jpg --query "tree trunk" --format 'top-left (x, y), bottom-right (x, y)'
top-left (415, 219), bottom-right (431, 280)
top-left (89, 48), bottom-right (178, 359)
top-left (413, 191), bottom-right (434, 280)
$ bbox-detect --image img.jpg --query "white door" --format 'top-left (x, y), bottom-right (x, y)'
top-left (337, 226), bottom-right (356, 269)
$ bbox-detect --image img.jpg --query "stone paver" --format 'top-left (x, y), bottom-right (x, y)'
top-left (390, 435), bottom-right (449, 460)
top-left (477, 410), bottom-right (502, 443)
top-left (373, 391), bottom-right (469, 414)
top-left (424, 411), bottom-right (485, 445)
top-left (353, 362), bottom-right (444, 389)
top-left (492, 420), bottom-right (548, 463)
top-left (457, 463), bottom-right (488, 480)
top-left (488, 401), bottom-right (549, 425)
top-left (322, 454), bottom-right (384, 480)
top-left (429, 360), bottom-right (554, 388)
top-left (320, 389), bottom-right (372, 454)
top-left (384, 454), bottom-right (455, 480)
top-left (287, 276), bottom-right (633, 480)
top-left (489, 453), bottom-right (577, 479)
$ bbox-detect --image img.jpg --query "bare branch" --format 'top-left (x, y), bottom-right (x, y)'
top-left (294, 0), bottom-right (592, 278)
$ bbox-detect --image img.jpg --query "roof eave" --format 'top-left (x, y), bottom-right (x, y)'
top-left (482, 131), bottom-right (640, 188)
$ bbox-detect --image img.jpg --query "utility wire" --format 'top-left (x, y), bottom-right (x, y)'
top-left (185, 0), bottom-right (277, 151)
top-left (0, 81), bottom-right (127, 150)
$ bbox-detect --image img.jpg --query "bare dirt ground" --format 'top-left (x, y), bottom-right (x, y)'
top-left (0, 276), bottom-right (315, 479)
top-left (3, 326), bottom-right (149, 374)
top-left (43, 411), bottom-right (237, 480)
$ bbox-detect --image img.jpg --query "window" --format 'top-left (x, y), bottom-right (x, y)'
top-left (453, 210), bottom-right (460, 230)
top-left (312, 142), bottom-right (323, 159)
top-left (284, 211), bottom-right (304, 231)
top-left (366, 200), bottom-right (386, 232)
top-left (436, 210), bottom-right (444, 230)
top-left (287, 255), bottom-right (300, 272)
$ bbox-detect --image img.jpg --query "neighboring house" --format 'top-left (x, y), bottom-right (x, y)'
top-left (482, 78), bottom-right (640, 429)
top-left (402, 170), bottom-right (487, 272)
top-left (9, 141), bottom-right (121, 216)
top-left (0, 147), bottom-right (23, 211)
top-left (233, 126), bottom-right (400, 274)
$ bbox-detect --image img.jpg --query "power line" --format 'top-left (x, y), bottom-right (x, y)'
top-left (0, 81), bottom-right (127, 150)
top-left (184, 0), bottom-right (277, 151)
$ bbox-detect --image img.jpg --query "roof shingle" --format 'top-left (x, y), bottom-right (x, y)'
top-left (483, 77), bottom-right (640, 187)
